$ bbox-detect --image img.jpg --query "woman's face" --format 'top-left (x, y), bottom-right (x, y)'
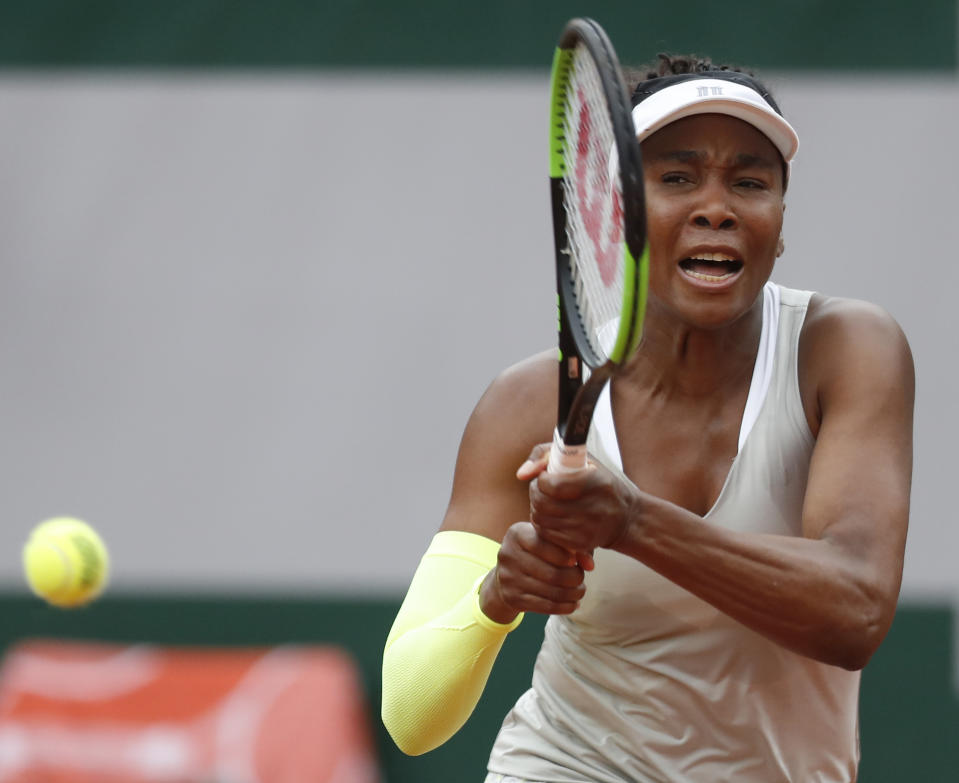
top-left (641, 113), bottom-right (786, 330)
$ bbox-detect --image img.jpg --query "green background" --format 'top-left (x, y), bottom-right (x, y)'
top-left (3, 596), bottom-right (957, 781)
top-left (0, 0), bottom-right (953, 70)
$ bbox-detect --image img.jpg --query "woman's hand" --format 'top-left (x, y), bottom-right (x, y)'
top-left (522, 442), bottom-right (642, 557)
top-left (479, 521), bottom-right (587, 624)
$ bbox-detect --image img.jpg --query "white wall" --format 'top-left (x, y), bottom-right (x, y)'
top-left (0, 73), bottom-right (953, 600)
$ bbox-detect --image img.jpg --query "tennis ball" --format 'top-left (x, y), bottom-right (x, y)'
top-left (22, 517), bottom-right (109, 608)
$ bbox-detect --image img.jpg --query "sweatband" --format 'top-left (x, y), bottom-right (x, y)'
top-left (382, 530), bottom-right (523, 756)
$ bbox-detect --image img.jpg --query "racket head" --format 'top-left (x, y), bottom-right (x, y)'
top-left (549, 18), bottom-right (649, 447)
top-left (550, 18), bottom-right (648, 371)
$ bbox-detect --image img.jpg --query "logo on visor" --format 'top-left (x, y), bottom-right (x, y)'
top-left (696, 85), bottom-right (725, 97)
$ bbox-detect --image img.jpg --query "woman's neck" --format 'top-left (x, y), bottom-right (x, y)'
top-left (622, 292), bottom-right (765, 399)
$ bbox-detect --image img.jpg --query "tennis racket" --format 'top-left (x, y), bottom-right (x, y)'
top-left (547, 18), bottom-right (649, 473)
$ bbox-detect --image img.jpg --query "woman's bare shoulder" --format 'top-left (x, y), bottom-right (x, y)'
top-left (439, 349), bottom-right (558, 540)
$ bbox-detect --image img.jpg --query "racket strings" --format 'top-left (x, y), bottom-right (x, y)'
top-left (561, 44), bottom-right (626, 363)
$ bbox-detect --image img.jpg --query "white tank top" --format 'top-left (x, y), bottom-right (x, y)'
top-left (488, 283), bottom-right (860, 783)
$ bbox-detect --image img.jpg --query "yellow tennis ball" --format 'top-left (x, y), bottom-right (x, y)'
top-left (22, 517), bottom-right (109, 608)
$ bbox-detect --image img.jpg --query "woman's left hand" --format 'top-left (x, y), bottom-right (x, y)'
top-left (519, 443), bottom-right (642, 556)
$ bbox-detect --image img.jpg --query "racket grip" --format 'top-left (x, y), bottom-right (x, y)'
top-left (545, 429), bottom-right (594, 571)
top-left (548, 428), bottom-right (588, 474)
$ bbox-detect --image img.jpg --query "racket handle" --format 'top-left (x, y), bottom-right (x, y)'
top-left (548, 428), bottom-right (588, 473)
top-left (545, 429), bottom-right (595, 572)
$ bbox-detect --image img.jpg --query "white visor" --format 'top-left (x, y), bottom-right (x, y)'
top-left (631, 78), bottom-right (799, 164)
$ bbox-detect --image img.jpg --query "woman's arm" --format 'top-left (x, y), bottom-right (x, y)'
top-left (382, 351), bottom-right (586, 753)
top-left (527, 298), bottom-right (914, 670)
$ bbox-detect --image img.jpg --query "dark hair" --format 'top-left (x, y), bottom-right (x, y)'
top-left (624, 53), bottom-right (756, 89)
top-left (624, 53), bottom-right (783, 114)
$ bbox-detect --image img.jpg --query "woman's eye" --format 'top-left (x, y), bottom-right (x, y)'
top-left (661, 172), bottom-right (690, 184)
top-left (736, 179), bottom-right (767, 190)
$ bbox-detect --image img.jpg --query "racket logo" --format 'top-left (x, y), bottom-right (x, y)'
top-left (573, 91), bottom-right (623, 289)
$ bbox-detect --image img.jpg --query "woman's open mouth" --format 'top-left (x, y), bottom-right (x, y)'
top-left (679, 253), bottom-right (744, 283)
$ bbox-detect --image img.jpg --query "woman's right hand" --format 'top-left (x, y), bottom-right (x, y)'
top-left (478, 521), bottom-right (587, 624)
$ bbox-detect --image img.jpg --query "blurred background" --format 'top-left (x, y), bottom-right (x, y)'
top-left (0, 0), bottom-right (955, 780)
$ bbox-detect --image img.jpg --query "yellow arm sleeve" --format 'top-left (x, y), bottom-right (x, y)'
top-left (381, 530), bottom-right (523, 756)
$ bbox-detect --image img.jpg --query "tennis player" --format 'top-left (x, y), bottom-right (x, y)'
top-left (382, 55), bottom-right (914, 782)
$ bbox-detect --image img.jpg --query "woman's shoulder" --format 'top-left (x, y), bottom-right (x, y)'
top-left (802, 292), bottom-right (908, 347)
top-left (439, 349), bottom-right (558, 538)
top-left (470, 348), bottom-right (557, 434)
top-left (798, 292), bottom-right (914, 432)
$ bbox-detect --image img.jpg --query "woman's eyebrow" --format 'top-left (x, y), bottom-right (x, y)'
top-left (644, 150), bottom-right (779, 172)
top-left (735, 152), bottom-right (778, 169)
top-left (647, 149), bottom-right (702, 164)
